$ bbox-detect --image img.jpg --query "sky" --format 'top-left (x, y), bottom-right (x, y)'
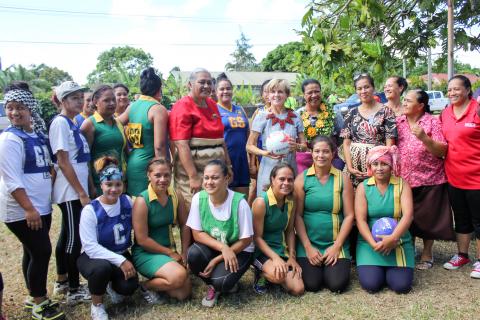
top-left (0, 0), bottom-right (479, 85)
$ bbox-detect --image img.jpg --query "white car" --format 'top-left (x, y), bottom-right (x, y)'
top-left (0, 100), bottom-right (10, 133)
top-left (426, 91), bottom-right (450, 112)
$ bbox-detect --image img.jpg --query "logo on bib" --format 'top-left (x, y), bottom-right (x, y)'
top-left (465, 122), bottom-right (476, 128)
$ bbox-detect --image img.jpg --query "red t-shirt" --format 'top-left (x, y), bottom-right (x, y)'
top-left (441, 99), bottom-right (480, 189)
top-left (169, 96), bottom-right (224, 140)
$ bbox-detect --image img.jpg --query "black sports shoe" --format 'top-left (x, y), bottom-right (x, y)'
top-left (32, 299), bottom-right (65, 320)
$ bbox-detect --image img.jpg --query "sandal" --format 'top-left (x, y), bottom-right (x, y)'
top-left (416, 260), bottom-right (434, 270)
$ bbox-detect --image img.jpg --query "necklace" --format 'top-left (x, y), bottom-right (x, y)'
top-left (266, 110), bottom-right (297, 129)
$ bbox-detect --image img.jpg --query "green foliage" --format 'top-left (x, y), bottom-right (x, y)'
top-left (408, 75), bottom-right (428, 90)
top-left (472, 80), bottom-right (480, 92)
top-left (31, 64), bottom-right (72, 86)
top-left (233, 83), bottom-right (259, 106)
top-left (161, 72), bottom-right (188, 109)
top-left (432, 80), bottom-right (448, 93)
top-left (288, 0), bottom-right (480, 98)
top-left (87, 46), bottom-right (154, 85)
top-left (225, 32), bottom-right (259, 71)
top-left (260, 42), bottom-right (310, 72)
top-left (35, 90), bottom-right (59, 125)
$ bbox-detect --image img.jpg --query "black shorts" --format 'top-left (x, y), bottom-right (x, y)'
top-left (253, 254), bottom-right (288, 271)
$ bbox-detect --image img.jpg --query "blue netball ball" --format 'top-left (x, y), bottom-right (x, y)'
top-left (372, 217), bottom-right (398, 242)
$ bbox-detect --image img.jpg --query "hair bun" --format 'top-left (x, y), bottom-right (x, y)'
top-left (94, 156), bottom-right (119, 174)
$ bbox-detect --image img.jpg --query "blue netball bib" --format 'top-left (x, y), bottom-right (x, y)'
top-left (52, 115), bottom-right (90, 163)
top-left (5, 126), bottom-right (51, 174)
top-left (92, 195), bottom-right (132, 253)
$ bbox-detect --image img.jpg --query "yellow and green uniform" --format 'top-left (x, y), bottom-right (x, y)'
top-left (132, 184), bottom-right (179, 278)
top-left (199, 190), bottom-right (244, 245)
top-left (296, 166), bottom-right (350, 258)
top-left (125, 95), bottom-right (158, 196)
top-left (255, 187), bottom-right (293, 259)
top-left (356, 176), bottom-right (414, 268)
top-left (90, 112), bottom-right (126, 194)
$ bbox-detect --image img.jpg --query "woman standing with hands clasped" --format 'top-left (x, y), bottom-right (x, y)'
top-left (0, 85), bottom-right (65, 319)
top-left (186, 160), bottom-right (254, 307)
top-left (294, 136), bottom-right (354, 293)
top-left (78, 157), bottom-right (138, 320)
top-left (50, 81), bottom-right (92, 304)
top-left (252, 163), bottom-right (304, 296)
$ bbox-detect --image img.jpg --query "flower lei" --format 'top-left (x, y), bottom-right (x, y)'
top-left (301, 103), bottom-right (336, 143)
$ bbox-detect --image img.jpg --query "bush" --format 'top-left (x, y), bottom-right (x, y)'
top-left (35, 91), bottom-right (59, 127)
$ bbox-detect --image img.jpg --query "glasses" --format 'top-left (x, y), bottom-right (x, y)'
top-left (353, 73), bottom-right (371, 81)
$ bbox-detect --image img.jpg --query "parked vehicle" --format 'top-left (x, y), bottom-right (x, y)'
top-left (333, 92), bottom-right (387, 115)
top-left (426, 91), bottom-right (450, 112)
top-left (0, 100), bottom-right (9, 133)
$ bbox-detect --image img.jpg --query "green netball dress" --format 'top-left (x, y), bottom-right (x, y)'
top-left (125, 96), bottom-right (157, 196)
top-left (90, 112), bottom-right (126, 194)
top-left (356, 176), bottom-right (414, 268)
top-left (199, 190), bottom-right (244, 245)
top-left (255, 188), bottom-right (293, 259)
top-left (296, 166), bottom-right (350, 259)
top-left (132, 184), bottom-right (179, 278)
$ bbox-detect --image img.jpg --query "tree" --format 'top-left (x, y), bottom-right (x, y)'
top-left (87, 46), bottom-right (154, 85)
top-left (225, 32), bottom-right (258, 71)
top-left (298, 0), bottom-right (480, 95)
top-left (260, 42), bottom-right (310, 72)
top-left (0, 64), bottom-right (69, 94)
top-left (31, 64), bottom-right (72, 86)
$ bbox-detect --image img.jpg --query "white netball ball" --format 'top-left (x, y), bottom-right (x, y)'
top-left (265, 131), bottom-right (291, 155)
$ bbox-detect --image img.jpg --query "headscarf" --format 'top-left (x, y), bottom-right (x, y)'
top-left (3, 89), bottom-right (47, 133)
top-left (366, 145), bottom-right (400, 176)
top-left (99, 165), bottom-right (123, 183)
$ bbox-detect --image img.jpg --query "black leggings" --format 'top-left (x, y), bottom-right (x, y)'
top-left (77, 252), bottom-right (138, 296)
top-left (0, 272), bottom-right (3, 291)
top-left (187, 242), bottom-right (252, 293)
top-left (448, 184), bottom-right (480, 239)
top-left (5, 214), bottom-right (52, 297)
top-left (357, 265), bottom-right (413, 294)
top-left (297, 258), bottom-right (351, 293)
top-left (56, 200), bottom-right (83, 289)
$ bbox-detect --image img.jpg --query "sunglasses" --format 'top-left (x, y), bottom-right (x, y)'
top-left (353, 73), bottom-right (371, 81)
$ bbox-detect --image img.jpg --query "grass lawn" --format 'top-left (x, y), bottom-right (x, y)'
top-left (1, 206), bottom-right (479, 320)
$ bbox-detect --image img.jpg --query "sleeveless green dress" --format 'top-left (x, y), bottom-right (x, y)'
top-left (254, 188), bottom-right (293, 259)
top-left (356, 176), bottom-right (414, 268)
top-left (296, 166), bottom-right (350, 258)
top-left (125, 95), bottom-right (157, 196)
top-left (132, 184), bottom-right (179, 278)
top-left (90, 112), bottom-right (126, 195)
top-left (199, 190), bottom-right (244, 246)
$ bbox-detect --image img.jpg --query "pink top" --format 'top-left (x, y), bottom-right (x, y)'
top-left (396, 113), bottom-right (447, 188)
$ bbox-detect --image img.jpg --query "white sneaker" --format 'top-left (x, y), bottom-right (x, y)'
top-left (106, 283), bottom-right (125, 304)
top-left (53, 281), bottom-right (69, 296)
top-left (471, 260), bottom-right (480, 279)
top-left (140, 285), bottom-right (165, 304)
top-left (91, 303), bottom-right (109, 320)
top-left (67, 284), bottom-right (91, 305)
top-left (201, 285), bottom-right (219, 308)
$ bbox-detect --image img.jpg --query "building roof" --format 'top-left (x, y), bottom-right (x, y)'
top-left (171, 71), bottom-right (299, 86)
top-left (420, 73), bottom-right (480, 84)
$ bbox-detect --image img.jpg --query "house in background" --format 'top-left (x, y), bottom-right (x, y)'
top-left (420, 73), bottom-right (479, 86)
top-left (171, 71), bottom-right (299, 94)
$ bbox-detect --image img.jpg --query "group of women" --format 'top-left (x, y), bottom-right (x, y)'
top-left (0, 67), bottom-right (479, 320)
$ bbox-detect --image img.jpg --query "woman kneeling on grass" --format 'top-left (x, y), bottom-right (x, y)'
top-left (252, 163), bottom-right (304, 296)
top-left (355, 146), bottom-right (414, 294)
top-left (132, 158), bottom-right (192, 304)
top-left (294, 136), bottom-right (354, 293)
top-left (78, 157), bottom-right (138, 320)
top-left (187, 160), bottom-right (254, 307)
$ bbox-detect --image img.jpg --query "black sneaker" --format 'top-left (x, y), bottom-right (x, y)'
top-left (24, 296), bottom-right (59, 310)
top-left (32, 299), bottom-right (65, 320)
top-left (253, 268), bottom-right (268, 294)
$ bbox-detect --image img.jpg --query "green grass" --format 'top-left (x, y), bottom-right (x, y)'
top-left (1, 207), bottom-right (479, 320)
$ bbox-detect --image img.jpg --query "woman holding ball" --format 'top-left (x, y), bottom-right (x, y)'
top-left (355, 146), bottom-right (414, 294)
top-left (247, 79), bottom-right (306, 196)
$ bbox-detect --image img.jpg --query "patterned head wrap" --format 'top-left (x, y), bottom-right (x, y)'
top-left (99, 165), bottom-right (123, 183)
top-left (3, 89), bottom-right (47, 133)
top-left (366, 145), bottom-right (400, 176)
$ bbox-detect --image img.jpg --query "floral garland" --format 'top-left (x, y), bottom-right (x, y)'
top-left (301, 103), bottom-right (336, 143)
